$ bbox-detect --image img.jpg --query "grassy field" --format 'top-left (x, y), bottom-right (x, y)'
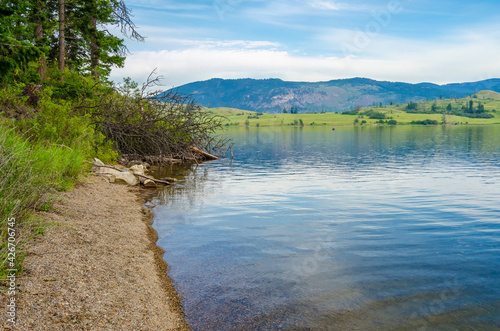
top-left (208, 90), bottom-right (500, 127)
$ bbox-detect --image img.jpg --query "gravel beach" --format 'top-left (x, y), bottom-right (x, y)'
top-left (2, 175), bottom-right (188, 330)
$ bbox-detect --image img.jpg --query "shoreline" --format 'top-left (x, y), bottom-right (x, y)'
top-left (224, 122), bottom-right (500, 128)
top-left (141, 202), bottom-right (190, 330)
top-left (2, 175), bottom-right (189, 330)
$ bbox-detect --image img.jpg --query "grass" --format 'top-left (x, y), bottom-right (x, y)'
top-left (0, 123), bottom-right (86, 279)
top-left (209, 90), bottom-right (500, 127)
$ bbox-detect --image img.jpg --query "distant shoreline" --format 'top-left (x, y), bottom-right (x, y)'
top-left (221, 123), bottom-right (500, 129)
top-left (210, 91), bottom-right (500, 128)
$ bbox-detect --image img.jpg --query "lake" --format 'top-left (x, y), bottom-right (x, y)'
top-left (146, 126), bottom-right (500, 330)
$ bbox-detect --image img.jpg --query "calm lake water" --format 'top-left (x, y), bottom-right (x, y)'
top-left (147, 126), bottom-right (500, 330)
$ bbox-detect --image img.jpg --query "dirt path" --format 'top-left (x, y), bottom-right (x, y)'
top-left (3, 175), bottom-right (188, 330)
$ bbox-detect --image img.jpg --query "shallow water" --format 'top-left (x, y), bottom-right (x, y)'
top-left (147, 126), bottom-right (500, 330)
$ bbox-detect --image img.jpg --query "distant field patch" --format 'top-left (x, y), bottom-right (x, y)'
top-left (209, 91), bottom-right (500, 127)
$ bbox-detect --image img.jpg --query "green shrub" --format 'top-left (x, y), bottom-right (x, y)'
top-left (342, 110), bottom-right (359, 115)
top-left (0, 124), bottom-right (87, 278)
top-left (411, 119), bottom-right (439, 125)
top-left (368, 111), bottom-right (386, 119)
top-left (0, 83), bottom-right (118, 163)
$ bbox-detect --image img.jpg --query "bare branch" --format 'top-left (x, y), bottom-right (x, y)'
top-left (80, 70), bottom-right (231, 164)
top-left (111, 0), bottom-right (145, 43)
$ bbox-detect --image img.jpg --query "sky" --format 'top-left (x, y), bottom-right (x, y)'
top-left (109, 0), bottom-right (500, 88)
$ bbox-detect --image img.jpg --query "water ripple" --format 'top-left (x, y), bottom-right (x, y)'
top-left (150, 126), bottom-right (500, 330)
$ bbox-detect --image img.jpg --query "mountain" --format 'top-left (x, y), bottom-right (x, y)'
top-left (417, 79), bottom-right (500, 94)
top-left (163, 77), bottom-right (500, 113)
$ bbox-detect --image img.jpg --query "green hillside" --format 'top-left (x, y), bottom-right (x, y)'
top-left (210, 90), bottom-right (500, 127)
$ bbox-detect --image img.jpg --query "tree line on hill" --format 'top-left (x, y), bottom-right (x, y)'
top-left (405, 98), bottom-right (494, 119)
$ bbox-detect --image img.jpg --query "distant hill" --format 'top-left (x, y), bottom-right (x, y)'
top-left (417, 79), bottom-right (500, 94)
top-left (163, 77), bottom-right (500, 113)
top-left (210, 89), bottom-right (500, 128)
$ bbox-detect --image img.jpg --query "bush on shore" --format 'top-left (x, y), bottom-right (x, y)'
top-left (0, 123), bottom-right (87, 278)
top-left (0, 67), bottom-right (227, 277)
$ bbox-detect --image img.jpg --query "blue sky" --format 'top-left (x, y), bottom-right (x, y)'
top-left (110, 0), bottom-right (500, 87)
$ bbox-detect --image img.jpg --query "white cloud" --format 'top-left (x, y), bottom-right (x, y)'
top-left (110, 44), bottom-right (500, 88)
top-left (308, 0), bottom-right (342, 10)
top-left (111, 22), bottom-right (500, 87)
top-left (307, 0), bottom-right (367, 11)
top-left (307, 0), bottom-right (382, 15)
top-left (135, 36), bottom-right (280, 50)
top-left (195, 40), bottom-right (281, 49)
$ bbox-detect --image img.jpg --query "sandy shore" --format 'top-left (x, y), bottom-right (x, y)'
top-left (2, 175), bottom-right (189, 330)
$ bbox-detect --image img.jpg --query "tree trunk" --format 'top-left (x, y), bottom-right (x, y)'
top-left (34, 0), bottom-right (46, 81)
top-left (58, 0), bottom-right (65, 81)
top-left (90, 17), bottom-right (99, 80)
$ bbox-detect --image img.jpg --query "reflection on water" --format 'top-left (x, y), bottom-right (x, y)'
top-left (147, 126), bottom-right (500, 330)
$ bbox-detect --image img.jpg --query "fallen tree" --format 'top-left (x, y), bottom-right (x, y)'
top-left (87, 71), bottom-right (231, 164)
top-left (88, 159), bottom-right (177, 186)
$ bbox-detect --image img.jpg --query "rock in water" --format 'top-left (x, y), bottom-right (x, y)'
top-left (129, 164), bottom-right (146, 175)
top-left (127, 160), bottom-right (150, 169)
top-left (143, 179), bottom-right (157, 188)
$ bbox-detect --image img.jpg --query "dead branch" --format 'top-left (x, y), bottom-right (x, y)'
top-left (86, 161), bottom-right (177, 185)
top-left (190, 146), bottom-right (219, 160)
top-left (77, 70), bottom-right (231, 162)
top-left (133, 172), bottom-right (177, 185)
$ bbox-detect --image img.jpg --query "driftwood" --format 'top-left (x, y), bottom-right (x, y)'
top-left (90, 80), bottom-right (229, 159)
top-left (123, 155), bottom-right (183, 165)
top-left (87, 161), bottom-right (177, 185)
top-left (133, 172), bottom-right (177, 185)
top-left (190, 146), bottom-right (219, 160)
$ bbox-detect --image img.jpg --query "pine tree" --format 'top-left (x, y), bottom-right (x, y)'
top-left (477, 102), bottom-right (485, 113)
top-left (0, 1), bottom-right (44, 82)
top-left (0, 0), bottom-right (143, 83)
top-left (33, 0), bottom-right (47, 80)
top-left (58, 0), bottom-right (65, 78)
top-left (431, 101), bottom-right (437, 112)
top-left (68, 0), bottom-right (144, 79)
